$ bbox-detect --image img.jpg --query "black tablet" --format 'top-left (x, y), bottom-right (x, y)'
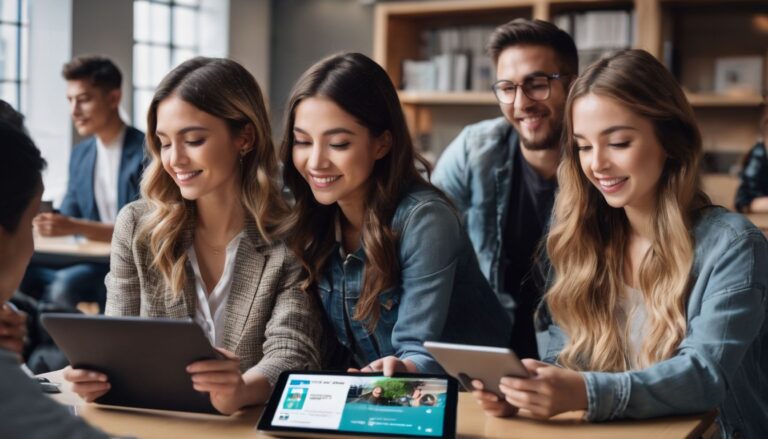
top-left (41, 313), bottom-right (222, 414)
top-left (258, 371), bottom-right (458, 439)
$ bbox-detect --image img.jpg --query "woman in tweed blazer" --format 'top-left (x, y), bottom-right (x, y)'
top-left (64, 57), bottom-right (322, 415)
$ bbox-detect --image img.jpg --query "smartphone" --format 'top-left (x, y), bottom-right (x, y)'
top-left (38, 200), bottom-right (59, 214)
top-left (424, 341), bottom-right (529, 397)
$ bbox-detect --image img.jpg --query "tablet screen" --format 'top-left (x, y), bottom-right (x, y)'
top-left (269, 373), bottom-right (450, 437)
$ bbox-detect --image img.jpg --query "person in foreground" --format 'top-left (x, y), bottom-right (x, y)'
top-left (280, 52), bottom-right (511, 375)
top-left (472, 50), bottom-right (768, 439)
top-left (64, 57), bottom-right (322, 415)
top-left (0, 112), bottom-right (108, 438)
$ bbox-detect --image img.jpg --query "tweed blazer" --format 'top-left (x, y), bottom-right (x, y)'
top-left (105, 200), bottom-right (322, 384)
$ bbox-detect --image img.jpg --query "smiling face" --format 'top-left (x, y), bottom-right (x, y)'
top-left (156, 95), bottom-right (247, 202)
top-left (291, 96), bottom-right (390, 210)
top-left (573, 93), bottom-right (667, 212)
top-left (496, 44), bottom-right (567, 151)
top-left (66, 79), bottom-right (120, 137)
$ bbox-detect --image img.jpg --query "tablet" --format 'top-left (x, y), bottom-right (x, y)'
top-left (423, 341), bottom-right (529, 397)
top-left (41, 313), bottom-right (222, 414)
top-left (258, 371), bottom-right (458, 438)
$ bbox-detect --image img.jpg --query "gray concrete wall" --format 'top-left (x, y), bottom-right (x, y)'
top-left (71, 0), bottom-right (134, 128)
top-left (269, 0), bottom-right (374, 136)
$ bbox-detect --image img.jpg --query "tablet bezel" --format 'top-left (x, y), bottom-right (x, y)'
top-left (258, 370), bottom-right (458, 439)
top-left (41, 313), bottom-right (223, 414)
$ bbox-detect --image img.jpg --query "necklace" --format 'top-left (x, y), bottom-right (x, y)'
top-left (195, 232), bottom-right (229, 256)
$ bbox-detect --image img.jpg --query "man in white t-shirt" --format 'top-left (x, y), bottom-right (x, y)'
top-left (21, 56), bottom-right (144, 311)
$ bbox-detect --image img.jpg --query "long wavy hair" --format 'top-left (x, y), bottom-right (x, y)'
top-left (139, 57), bottom-right (287, 296)
top-left (280, 52), bottom-right (432, 331)
top-left (545, 49), bottom-right (711, 371)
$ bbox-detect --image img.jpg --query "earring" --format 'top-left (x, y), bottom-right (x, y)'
top-left (239, 148), bottom-right (248, 166)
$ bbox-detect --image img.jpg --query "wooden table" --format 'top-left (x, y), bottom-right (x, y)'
top-left (32, 235), bottom-right (111, 266)
top-left (41, 370), bottom-right (716, 439)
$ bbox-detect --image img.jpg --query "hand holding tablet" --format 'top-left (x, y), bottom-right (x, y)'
top-left (422, 341), bottom-right (529, 397)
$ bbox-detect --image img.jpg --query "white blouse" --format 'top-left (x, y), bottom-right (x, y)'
top-left (186, 231), bottom-right (245, 347)
top-left (618, 284), bottom-right (649, 369)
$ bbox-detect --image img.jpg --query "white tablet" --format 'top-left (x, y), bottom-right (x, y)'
top-left (258, 371), bottom-right (458, 438)
top-left (423, 341), bottom-right (529, 397)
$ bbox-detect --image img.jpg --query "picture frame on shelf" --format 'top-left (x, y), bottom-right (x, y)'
top-left (714, 56), bottom-right (764, 97)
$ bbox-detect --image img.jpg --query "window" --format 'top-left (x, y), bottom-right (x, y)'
top-left (133, 0), bottom-right (200, 130)
top-left (0, 0), bottom-right (28, 110)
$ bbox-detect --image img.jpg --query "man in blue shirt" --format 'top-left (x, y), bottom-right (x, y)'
top-left (432, 19), bottom-right (578, 359)
top-left (21, 56), bottom-right (144, 311)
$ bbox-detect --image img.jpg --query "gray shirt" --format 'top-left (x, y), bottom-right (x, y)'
top-left (0, 349), bottom-right (108, 439)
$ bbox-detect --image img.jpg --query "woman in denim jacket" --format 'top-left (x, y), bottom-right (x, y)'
top-left (473, 50), bottom-right (768, 438)
top-left (279, 52), bottom-right (512, 374)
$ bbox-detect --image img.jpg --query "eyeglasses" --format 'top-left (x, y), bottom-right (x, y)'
top-left (491, 73), bottom-right (564, 104)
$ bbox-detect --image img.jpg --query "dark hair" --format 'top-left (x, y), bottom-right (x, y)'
top-left (0, 100), bottom-right (24, 130)
top-left (280, 52), bottom-right (432, 330)
top-left (62, 55), bottom-right (122, 90)
top-left (0, 103), bottom-right (46, 233)
top-left (487, 18), bottom-right (578, 77)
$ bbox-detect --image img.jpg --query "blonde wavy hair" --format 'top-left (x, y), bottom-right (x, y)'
top-left (138, 57), bottom-right (288, 296)
top-left (545, 50), bottom-right (711, 371)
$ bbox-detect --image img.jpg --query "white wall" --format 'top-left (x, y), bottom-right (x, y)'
top-left (26, 0), bottom-right (73, 204)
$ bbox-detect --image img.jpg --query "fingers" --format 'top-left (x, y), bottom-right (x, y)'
top-left (471, 379), bottom-right (485, 391)
top-left (187, 357), bottom-right (240, 374)
top-left (63, 366), bottom-right (108, 383)
top-left (213, 347), bottom-right (238, 360)
top-left (63, 367), bottom-right (111, 402)
top-left (521, 358), bottom-right (549, 375)
top-left (347, 367), bottom-right (361, 373)
top-left (191, 371), bottom-right (241, 392)
top-left (382, 357), bottom-right (401, 377)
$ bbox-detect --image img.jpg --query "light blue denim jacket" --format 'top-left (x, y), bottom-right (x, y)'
top-left (542, 207), bottom-right (768, 439)
top-left (317, 184), bottom-right (512, 374)
top-left (432, 117), bottom-right (521, 318)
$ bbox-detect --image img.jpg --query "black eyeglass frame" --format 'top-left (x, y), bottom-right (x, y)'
top-left (491, 73), bottom-right (566, 104)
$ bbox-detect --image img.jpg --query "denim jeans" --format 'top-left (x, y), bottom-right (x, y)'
top-left (20, 262), bottom-right (109, 311)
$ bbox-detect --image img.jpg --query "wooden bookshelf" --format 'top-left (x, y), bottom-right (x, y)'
top-left (374, 0), bottom-right (767, 206)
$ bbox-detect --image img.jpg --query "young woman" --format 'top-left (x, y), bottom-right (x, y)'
top-left (472, 50), bottom-right (768, 438)
top-left (280, 52), bottom-right (511, 375)
top-left (0, 114), bottom-right (107, 438)
top-left (64, 57), bottom-right (322, 415)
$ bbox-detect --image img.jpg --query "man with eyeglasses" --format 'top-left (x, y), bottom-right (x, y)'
top-left (432, 19), bottom-right (578, 360)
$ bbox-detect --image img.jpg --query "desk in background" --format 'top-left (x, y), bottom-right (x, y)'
top-left (32, 235), bottom-right (111, 266)
top-left (41, 370), bottom-right (715, 439)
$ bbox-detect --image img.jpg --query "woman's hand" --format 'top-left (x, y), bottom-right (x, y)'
top-left (470, 379), bottom-right (519, 417)
top-left (349, 355), bottom-right (419, 377)
top-left (187, 348), bottom-right (246, 415)
top-left (497, 359), bottom-right (587, 419)
top-left (63, 366), bottom-right (111, 402)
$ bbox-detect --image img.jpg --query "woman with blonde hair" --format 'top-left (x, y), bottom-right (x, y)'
top-left (64, 57), bottom-right (322, 414)
top-left (472, 50), bottom-right (767, 438)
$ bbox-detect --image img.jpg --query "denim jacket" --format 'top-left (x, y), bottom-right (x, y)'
top-left (317, 184), bottom-right (512, 374)
top-left (542, 207), bottom-right (768, 439)
top-left (432, 117), bottom-right (520, 317)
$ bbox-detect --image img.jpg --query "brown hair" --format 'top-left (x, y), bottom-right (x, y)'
top-left (545, 49), bottom-right (711, 371)
top-left (62, 55), bottom-right (122, 90)
top-left (487, 18), bottom-right (578, 78)
top-left (280, 52), bottom-right (432, 331)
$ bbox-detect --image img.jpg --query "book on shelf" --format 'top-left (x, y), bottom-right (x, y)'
top-left (553, 9), bottom-right (634, 72)
top-left (400, 25), bottom-right (496, 93)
